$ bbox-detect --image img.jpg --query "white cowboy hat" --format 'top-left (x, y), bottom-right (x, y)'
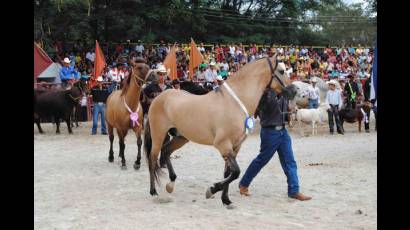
top-left (97, 76), bottom-right (104, 82)
top-left (155, 64), bottom-right (168, 74)
top-left (311, 78), bottom-right (318, 83)
top-left (63, 58), bottom-right (71, 64)
top-left (216, 75), bottom-right (224, 81)
top-left (327, 80), bottom-right (337, 85)
top-left (209, 61), bottom-right (216, 66)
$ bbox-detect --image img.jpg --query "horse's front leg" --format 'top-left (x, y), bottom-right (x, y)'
top-left (134, 132), bottom-right (142, 170)
top-left (108, 124), bottom-right (114, 162)
top-left (119, 136), bottom-right (126, 170)
top-left (206, 153), bottom-right (240, 209)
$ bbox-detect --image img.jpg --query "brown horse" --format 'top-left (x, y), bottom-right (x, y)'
top-left (105, 58), bottom-right (151, 170)
top-left (144, 56), bottom-right (297, 208)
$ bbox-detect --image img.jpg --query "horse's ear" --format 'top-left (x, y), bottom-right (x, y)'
top-left (129, 60), bottom-right (136, 67)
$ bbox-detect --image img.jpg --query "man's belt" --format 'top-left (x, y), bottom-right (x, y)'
top-left (263, 125), bottom-right (285, 130)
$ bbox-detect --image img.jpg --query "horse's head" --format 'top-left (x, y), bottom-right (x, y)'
top-left (129, 58), bottom-right (151, 87)
top-left (267, 55), bottom-right (297, 100)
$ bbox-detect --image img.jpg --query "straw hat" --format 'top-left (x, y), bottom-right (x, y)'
top-left (63, 58), bottom-right (71, 64)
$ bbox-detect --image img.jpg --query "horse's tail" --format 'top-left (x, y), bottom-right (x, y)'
top-left (144, 118), bottom-right (162, 184)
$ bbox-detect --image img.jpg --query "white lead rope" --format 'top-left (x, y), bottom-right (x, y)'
top-left (222, 82), bottom-right (253, 134)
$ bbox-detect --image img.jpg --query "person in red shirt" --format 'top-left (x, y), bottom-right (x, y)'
top-left (115, 43), bottom-right (124, 54)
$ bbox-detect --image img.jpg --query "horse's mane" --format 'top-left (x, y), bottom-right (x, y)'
top-left (180, 81), bottom-right (209, 95)
top-left (228, 56), bottom-right (276, 84)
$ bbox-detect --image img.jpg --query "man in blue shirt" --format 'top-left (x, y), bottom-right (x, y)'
top-left (60, 58), bottom-right (80, 88)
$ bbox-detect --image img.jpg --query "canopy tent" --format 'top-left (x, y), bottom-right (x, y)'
top-left (34, 42), bottom-right (61, 82)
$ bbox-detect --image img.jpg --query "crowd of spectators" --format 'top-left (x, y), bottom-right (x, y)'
top-left (49, 41), bottom-right (374, 89)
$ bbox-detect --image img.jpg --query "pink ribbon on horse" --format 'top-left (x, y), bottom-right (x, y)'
top-left (124, 98), bottom-right (140, 127)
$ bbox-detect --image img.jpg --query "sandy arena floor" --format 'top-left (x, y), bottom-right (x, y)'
top-left (35, 115), bottom-right (376, 230)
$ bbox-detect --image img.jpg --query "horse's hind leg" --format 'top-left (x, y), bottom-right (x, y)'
top-left (147, 123), bottom-right (170, 196)
top-left (159, 134), bottom-right (171, 168)
top-left (108, 124), bottom-right (114, 162)
top-left (164, 136), bottom-right (189, 193)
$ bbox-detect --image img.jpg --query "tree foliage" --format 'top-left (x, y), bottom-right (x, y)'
top-left (34, 0), bottom-right (376, 46)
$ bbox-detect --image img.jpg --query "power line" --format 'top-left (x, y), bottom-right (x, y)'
top-left (188, 10), bottom-right (376, 24)
top-left (195, 6), bottom-right (374, 20)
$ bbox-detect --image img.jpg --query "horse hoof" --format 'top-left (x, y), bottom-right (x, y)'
top-left (224, 204), bottom-right (236, 210)
top-left (121, 165), bottom-right (127, 170)
top-left (166, 182), bottom-right (175, 193)
top-left (133, 163), bottom-right (141, 170)
top-left (205, 187), bottom-right (214, 199)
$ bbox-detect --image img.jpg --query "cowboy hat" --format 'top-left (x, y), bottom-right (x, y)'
top-left (63, 58), bottom-right (71, 64)
top-left (216, 75), bottom-right (224, 81)
top-left (97, 76), bottom-right (104, 82)
top-left (327, 80), bottom-right (337, 85)
top-left (155, 64), bottom-right (168, 74)
top-left (209, 61), bottom-right (216, 66)
top-left (311, 78), bottom-right (318, 83)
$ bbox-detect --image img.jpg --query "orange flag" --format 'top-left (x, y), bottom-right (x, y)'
top-left (89, 40), bottom-right (106, 89)
top-left (163, 45), bottom-right (177, 80)
top-left (189, 38), bottom-right (203, 80)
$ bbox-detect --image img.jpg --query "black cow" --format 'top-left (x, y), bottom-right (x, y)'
top-left (34, 86), bottom-right (82, 134)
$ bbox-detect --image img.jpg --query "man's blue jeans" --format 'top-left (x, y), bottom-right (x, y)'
top-left (239, 127), bottom-right (300, 197)
top-left (308, 98), bottom-right (319, 109)
top-left (92, 103), bottom-right (107, 134)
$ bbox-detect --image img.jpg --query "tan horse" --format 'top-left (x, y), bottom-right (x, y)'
top-left (105, 59), bottom-right (151, 170)
top-left (144, 55), bottom-right (297, 208)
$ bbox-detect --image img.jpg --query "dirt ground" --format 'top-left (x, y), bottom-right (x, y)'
top-left (34, 115), bottom-right (376, 230)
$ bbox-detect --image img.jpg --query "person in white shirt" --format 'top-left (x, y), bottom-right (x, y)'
top-left (326, 80), bottom-right (344, 134)
top-left (204, 62), bottom-right (218, 89)
top-left (221, 59), bottom-right (229, 72)
top-left (229, 44), bottom-right (236, 57)
top-left (304, 78), bottom-right (320, 109)
top-left (135, 41), bottom-right (144, 54)
top-left (86, 50), bottom-right (95, 64)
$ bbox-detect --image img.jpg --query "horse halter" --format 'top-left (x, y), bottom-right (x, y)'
top-left (266, 58), bottom-right (286, 89)
top-left (131, 67), bottom-right (151, 87)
